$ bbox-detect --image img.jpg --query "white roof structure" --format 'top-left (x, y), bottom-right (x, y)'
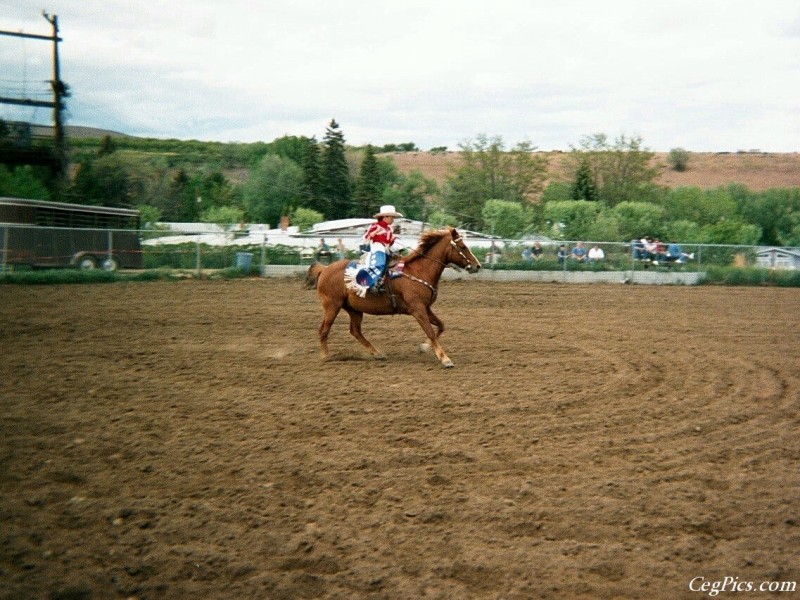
top-left (143, 219), bottom-right (501, 250)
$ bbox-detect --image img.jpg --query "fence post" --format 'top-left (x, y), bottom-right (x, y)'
top-left (260, 235), bottom-right (266, 275)
top-left (107, 229), bottom-right (113, 269)
top-left (195, 240), bottom-right (201, 276)
top-left (1, 225), bottom-right (7, 276)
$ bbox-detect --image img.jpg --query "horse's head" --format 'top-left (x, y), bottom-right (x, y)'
top-left (446, 228), bottom-right (481, 273)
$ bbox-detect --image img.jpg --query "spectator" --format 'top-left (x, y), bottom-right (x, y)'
top-left (666, 241), bottom-right (694, 263)
top-left (487, 241), bottom-right (501, 265)
top-left (316, 238), bottom-right (331, 261)
top-left (557, 244), bottom-right (568, 265)
top-left (642, 237), bottom-right (659, 261)
top-left (335, 238), bottom-right (346, 260)
top-left (588, 244), bottom-right (605, 262)
top-left (521, 247), bottom-right (533, 261)
top-left (531, 242), bottom-right (543, 260)
top-left (632, 238), bottom-right (646, 259)
top-left (571, 241), bottom-right (588, 262)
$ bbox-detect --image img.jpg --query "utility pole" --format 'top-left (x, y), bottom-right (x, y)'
top-left (44, 11), bottom-right (66, 175)
top-left (0, 11), bottom-right (68, 181)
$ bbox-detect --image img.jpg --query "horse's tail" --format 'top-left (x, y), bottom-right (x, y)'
top-left (305, 262), bottom-right (325, 289)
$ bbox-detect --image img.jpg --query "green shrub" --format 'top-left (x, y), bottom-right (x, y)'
top-left (701, 266), bottom-right (800, 286)
top-left (667, 147), bottom-right (690, 172)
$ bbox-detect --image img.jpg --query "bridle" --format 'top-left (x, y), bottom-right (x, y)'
top-left (397, 234), bottom-right (479, 298)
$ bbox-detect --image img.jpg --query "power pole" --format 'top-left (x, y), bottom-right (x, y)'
top-left (0, 11), bottom-right (68, 182)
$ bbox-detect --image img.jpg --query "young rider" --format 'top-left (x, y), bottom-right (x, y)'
top-left (352, 205), bottom-right (403, 297)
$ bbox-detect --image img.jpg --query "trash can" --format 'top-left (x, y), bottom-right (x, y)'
top-left (235, 252), bottom-right (254, 271)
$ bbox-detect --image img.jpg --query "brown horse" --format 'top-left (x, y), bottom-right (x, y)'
top-left (306, 227), bottom-right (481, 368)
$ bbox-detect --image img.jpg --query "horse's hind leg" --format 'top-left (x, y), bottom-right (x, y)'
top-left (318, 302), bottom-right (341, 360)
top-left (344, 308), bottom-right (385, 359)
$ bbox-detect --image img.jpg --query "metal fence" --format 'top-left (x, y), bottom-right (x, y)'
top-left (2, 224), bottom-right (799, 275)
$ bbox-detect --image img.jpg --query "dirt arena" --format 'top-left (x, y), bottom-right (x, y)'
top-left (1, 278), bottom-right (798, 599)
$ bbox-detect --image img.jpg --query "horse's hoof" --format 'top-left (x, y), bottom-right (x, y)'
top-left (418, 342), bottom-right (431, 353)
top-left (442, 359), bottom-right (454, 368)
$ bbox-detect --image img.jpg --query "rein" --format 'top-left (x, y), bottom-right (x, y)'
top-left (395, 238), bottom-right (472, 299)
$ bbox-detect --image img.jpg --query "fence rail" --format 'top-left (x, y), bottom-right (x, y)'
top-left (1, 224), bottom-right (799, 276)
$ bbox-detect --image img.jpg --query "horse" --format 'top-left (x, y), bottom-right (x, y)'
top-left (306, 227), bottom-right (481, 368)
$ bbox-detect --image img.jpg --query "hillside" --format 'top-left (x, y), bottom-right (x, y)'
top-left (388, 151), bottom-right (800, 192)
top-left (51, 125), bottom-right (800, 191)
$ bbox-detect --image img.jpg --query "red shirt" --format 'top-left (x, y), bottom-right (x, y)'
top-left (364, 219), bottom-right (395, 246)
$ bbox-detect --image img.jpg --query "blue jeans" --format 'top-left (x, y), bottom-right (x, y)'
top-left (356, 246), bottom-right (387, 289)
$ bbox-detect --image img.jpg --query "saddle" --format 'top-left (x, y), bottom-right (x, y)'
top-left (344, 253), bottom-right (405, 299)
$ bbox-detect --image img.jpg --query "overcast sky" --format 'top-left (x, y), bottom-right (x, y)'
top-left (2, 0), bottom-right (799, 152)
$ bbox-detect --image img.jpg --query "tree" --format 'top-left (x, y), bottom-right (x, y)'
top-left (201, 205), bottom-right (244, 232)
top-left (163, 168), bottom-right (192, 221)
top-left (300, 137), bottom-right (322, 211)
top-left (136, 204), bottom-right (163, 228)
top-left (381, 169), bottom-right (438, 222)
top-left (442, 134), bottom-right (548, 230)
top-left (667, 147), bottom-right (690, 172)
top-left (320, 119), bottom-right (351, 219)
top-left (662, 186), bottom-right (737, 226)
top-left (543, 200), bottom-right (602, 240)
top-left (291, 207), bottom-right (325, 232)
top-left (354, 145), bottom-right (382, 217)
top-left (734, 186), bottom-right (800, 246)
top-left (571, 157), bottom-right (597, 201)
top-left (97, 134), bottom-right (117, 157)
top-left (243, 154), bottom-right (305, 227)
top-left (569, 133), bottom-right (659, 206)
top-left (482, 199), bottom-right (527, 238)
top-left (0, 165), bottom-right (50, 200)
top-left (700, 219), bottom-right (761, 245)
top-left (268, 135), bottom-right (312, 165)
top-left (610, 201), bottom-right (666, 241)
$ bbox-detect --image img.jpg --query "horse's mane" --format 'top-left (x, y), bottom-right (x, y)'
top-left (403, 228), bottom-right (451, 265)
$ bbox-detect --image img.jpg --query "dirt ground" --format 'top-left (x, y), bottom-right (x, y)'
top-left (1, 278), bottom-right (798, 599)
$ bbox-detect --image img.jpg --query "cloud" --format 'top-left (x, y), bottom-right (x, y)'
top-left (2, 0), bottom-right (799, 151)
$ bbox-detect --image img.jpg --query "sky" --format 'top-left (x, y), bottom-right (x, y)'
top-left (1, 0), bottom-right (799, 152)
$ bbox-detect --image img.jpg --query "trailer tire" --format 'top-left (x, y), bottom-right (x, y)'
top-left (74, 253), bottom-right (98, 270)
top-left (101, 256), bottom-right (120, 271)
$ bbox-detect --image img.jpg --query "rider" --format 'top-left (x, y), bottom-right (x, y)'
top-left (352, 205), bottom-right (403, 297)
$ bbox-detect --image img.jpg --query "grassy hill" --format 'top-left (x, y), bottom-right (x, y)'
top-left (387, 150), bottom-right (800, 191)
top-left (55, 124), bottom-right (800, 191)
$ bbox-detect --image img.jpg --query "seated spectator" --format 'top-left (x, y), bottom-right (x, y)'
top-left (642, 237), bottom-right (659, 260)
top-left (521, 247), bottom-right (533, 261)
top-left (556, 244), bottom-right (568, 265)
top-left (571, 241), bottom-right (588, 262)
top-left (316, 238), bottom-right (331, 261)
top-left (531, 242), bottom-right (543, 260)
top-left (486, 241), bottom-right (501, 265)
top-left (666, 241), bottom-right (695, 263)
top-left (588, 244), bottom-right (605, 262)
top-left (632, 239), bottom-right (646, 259)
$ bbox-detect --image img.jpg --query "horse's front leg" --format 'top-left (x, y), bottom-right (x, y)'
top-left (419, 308), bottom-right (445, 355)
top-left (409, 306), bottom-right (454, 368)
top-left (344, 308), bottom-right (385, 359)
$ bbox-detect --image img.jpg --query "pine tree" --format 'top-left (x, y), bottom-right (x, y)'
top-left (571, 157), bottom-right (597, 201)
top-left (301, 137), bottom-right (322, 210)
top-left (354, 144), bottom-right (382, 217)
top-left (320, 119), bottom-right (351, 219)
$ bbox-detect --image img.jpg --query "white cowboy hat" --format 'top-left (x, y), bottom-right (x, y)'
top-left (373, 204), bottom-right (404, 219)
